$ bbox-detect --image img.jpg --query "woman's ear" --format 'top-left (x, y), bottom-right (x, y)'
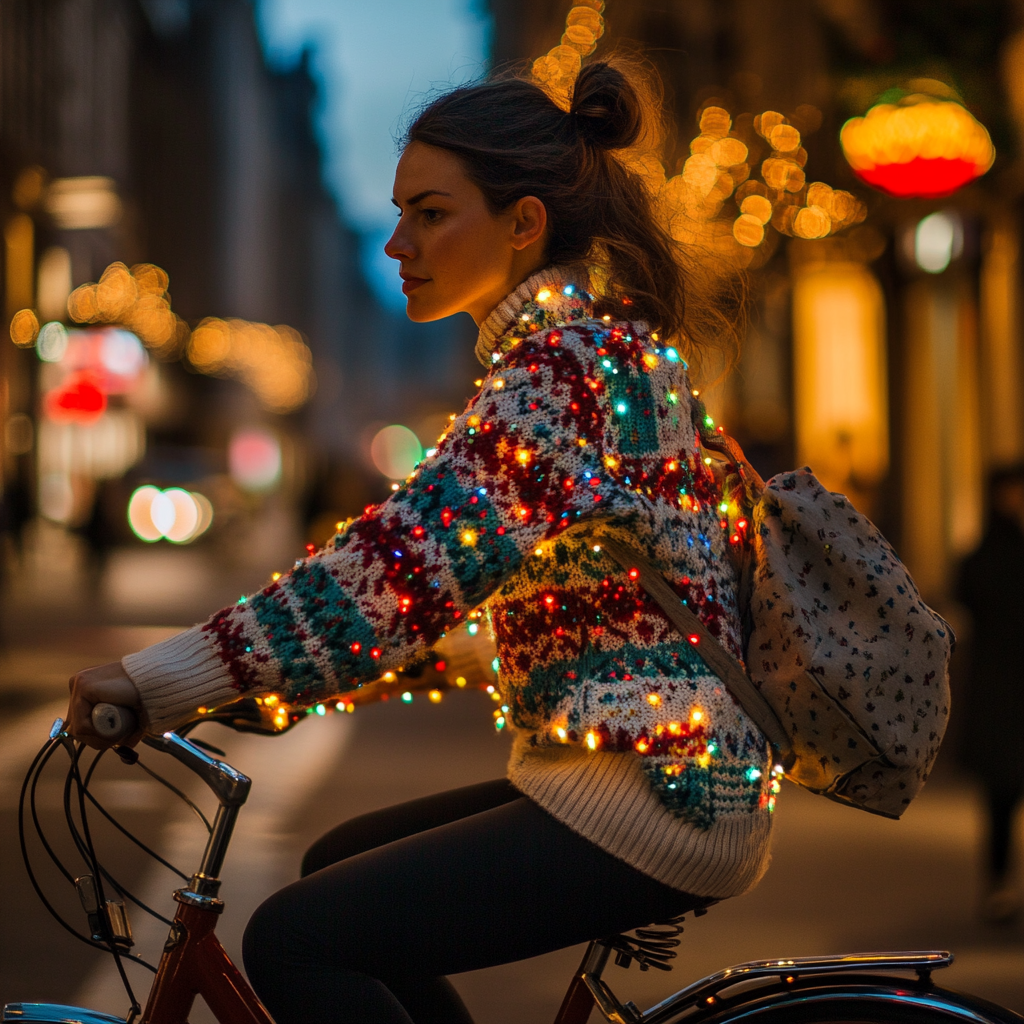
top-left (510, 196), bottom-right (548, 252)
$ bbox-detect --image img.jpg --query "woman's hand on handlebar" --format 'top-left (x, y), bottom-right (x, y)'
top-left (67, 662), bottom-right (145, 749)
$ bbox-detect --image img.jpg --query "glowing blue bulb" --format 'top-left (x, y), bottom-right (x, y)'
top-left (616, 402), bottom-right (627, 414)
top-left (665, 347), bottom-right (680, 362)
top-left (602, 359), bottom-right (612, 368)
top-left (563, 284), bottom-right (575, 295)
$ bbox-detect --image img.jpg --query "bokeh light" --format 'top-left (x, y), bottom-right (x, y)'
top-left (187, 318), bottom-right (314, 414)
top-left (67, 261), bottom-right (188, 359)
top-left (370, 424), bottom-right (422, 480)
top-left (36, 321), bottom-right (68, 362)
top-left (841, 84), bottom-right (994, 199)
top-left (229, 428), bottom-right (283, 491)
top-left (128, 485), bottom-right (213, 543)
top-left (9, 308), bottom-right (39, 347)
top-left (914, 211), bottom-right (962, 274)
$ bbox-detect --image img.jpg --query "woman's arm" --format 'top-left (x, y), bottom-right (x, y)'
top-left (98, 327), bottom-right (614, 734)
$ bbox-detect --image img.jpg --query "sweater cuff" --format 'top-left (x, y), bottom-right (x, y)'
top-left (122, 626), bottom-right (240, 734)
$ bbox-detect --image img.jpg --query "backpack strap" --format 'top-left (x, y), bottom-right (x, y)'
top-left (596, 533), bottom-right (792, 761)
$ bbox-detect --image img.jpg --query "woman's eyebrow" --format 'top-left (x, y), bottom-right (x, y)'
top-left (391, 189), bottom-right (454, 208)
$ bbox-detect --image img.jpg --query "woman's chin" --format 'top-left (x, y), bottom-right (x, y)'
top-left (404, 293), bottom-right (451, 323)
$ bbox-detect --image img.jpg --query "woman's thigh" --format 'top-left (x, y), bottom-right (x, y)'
top-left (302, 778), bottom-right (520, 875)
top-left (248, 794), bottom-right (702, 984)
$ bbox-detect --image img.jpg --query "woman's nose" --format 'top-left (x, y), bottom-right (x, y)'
top-left (384, 222), bottom-right (414, 262)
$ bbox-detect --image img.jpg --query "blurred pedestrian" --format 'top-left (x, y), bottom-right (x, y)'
top-left (956, 463), bottom-right (1024, 924)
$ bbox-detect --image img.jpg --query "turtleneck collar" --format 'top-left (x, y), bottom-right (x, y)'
top-left (474, 267), bottom-right (594, 367)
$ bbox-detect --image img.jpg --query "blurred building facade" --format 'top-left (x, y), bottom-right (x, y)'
top-left (489, 0), bottom-right (1024, 602)
top-left (0, 0), bottom-right (478, 560)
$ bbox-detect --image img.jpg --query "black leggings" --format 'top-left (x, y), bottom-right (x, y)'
top-left (242, 779), bottom-right (704, 1023)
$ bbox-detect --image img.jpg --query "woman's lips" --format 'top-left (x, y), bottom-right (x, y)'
top-left (401, 276), bottom-right (428, 295)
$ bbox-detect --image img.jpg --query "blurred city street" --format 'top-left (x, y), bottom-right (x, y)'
top-left (0, 537), bottom-right (1021, 1023)
top-left (1, 1), bottom-right (1023, 1022)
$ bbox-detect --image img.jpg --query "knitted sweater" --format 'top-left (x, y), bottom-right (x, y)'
top-left (123, 268), bottom-right (775, 898)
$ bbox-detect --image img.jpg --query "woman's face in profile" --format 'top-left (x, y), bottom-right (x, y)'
top-left (385, 141), bottom-right (547, 325)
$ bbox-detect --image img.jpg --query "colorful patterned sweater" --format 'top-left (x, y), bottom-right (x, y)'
top-left (123, 267), bottom-right (775, 897)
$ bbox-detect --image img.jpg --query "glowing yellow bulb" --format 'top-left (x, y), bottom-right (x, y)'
top-left (704, 457), bottom-right (713, 465)
top-left (493, 379), bottom-right (505, 390)
top-left (515, 448), bottom-right (532, 465)
top-left (197, 707), bottom-right (208, 714)
top-left (585, 731), bottom-right (599, 750)
top-left (691, 708), bottom-right (704, 723)
top-left (468, 415), bottom-right (481, 427)
top-left (536, 288), bottom-right (552, 301)
top-left (428, 689), bottom-right (443, 703)
top-left (491, 691), bottom-right (501, 702)
top-left (556, 726), bottom-right (568, 741)
top-left (534, 547), bottom-right (544, 556)
top-left (264, 695), bottom-right (279, 707)
top-left (643, 353), bottom-right (659, 369)
top-left (382, 671), bottom-right (396, 682)
top-left (271, 572), bottom-right (282, 581)
top-left (456, 676), bottom-right (467, 688)
top-left (603, 455), bottom-right (618, 469)
top-left (647, 693), bottom-right (662, 707)
top-left (697, 752), bottom-right (711, 768)
top-left (461, 529), bottom-right (478, 546)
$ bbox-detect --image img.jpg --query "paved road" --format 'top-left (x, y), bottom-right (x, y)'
top-left (1, 537), bottom-right (1021, 1022)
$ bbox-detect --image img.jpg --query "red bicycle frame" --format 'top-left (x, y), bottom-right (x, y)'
top-left (142, 893), bottom-right (271, 1024)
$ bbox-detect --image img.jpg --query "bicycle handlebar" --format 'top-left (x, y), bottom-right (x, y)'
top-left (91, 703), bottom-right (139, 742)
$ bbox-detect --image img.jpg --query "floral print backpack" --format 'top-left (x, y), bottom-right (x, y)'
top-left (601, 436), bottom-right (954, 820)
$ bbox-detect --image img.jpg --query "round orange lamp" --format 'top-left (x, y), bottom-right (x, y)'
top-left (840, 91), bottom-right (994, 199)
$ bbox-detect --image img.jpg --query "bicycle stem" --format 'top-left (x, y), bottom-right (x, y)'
top-left (142, 731), bottom-right (252, 900)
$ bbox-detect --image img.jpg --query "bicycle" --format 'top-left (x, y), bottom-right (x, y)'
top-left (4, 700), bottom-right (1022, 1024)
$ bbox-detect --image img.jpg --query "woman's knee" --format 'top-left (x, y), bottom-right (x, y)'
top-left (243, 888), bottom-right (297, 980)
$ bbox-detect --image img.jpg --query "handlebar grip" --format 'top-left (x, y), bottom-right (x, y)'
top-left (92, 703), bottom-right (139, 741)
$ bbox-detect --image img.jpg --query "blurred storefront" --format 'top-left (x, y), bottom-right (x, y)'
top-left (490, 0), bottom-right (1024, 603)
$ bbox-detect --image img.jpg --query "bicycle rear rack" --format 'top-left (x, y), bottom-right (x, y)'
top-left (564, 944), bottom-right (954, 1024)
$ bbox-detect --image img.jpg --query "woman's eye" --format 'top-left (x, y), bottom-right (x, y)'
top-left (422, 208), bottom-right (443, 224)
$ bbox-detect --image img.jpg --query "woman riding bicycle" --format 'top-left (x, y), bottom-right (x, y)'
top-left (66, 59), bottom-right (775, 1024)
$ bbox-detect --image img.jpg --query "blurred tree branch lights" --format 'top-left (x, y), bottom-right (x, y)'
top-left (840, 81), bottom-right (995, 199)
top-left (187, 317), bottom-right (314, 414)
top-left (530, 4), bottom-right (866, 279)
top-left (67, 262), bottom-right (188, 358)
top-left (9, 259), bottom-right (315, 416)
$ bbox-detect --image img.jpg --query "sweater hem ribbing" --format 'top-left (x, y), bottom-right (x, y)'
top-left (508, 740), bottom-right (772, 899)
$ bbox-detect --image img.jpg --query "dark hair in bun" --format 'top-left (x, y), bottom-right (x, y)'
top-left (405, 57), bottom-right (694, 347)
top-left (569, 62), bottom-right (644, 151)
